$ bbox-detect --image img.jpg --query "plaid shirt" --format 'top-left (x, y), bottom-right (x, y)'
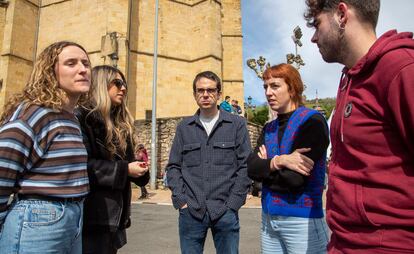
top-left (166, 110), bottom-right (252, 220)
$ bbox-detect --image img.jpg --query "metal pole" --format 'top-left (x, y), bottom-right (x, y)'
top-left (150, 0), bottom-right (159, 190)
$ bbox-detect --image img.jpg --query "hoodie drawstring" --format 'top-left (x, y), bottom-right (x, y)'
top-left (340, 73), bottom-right (352, 142)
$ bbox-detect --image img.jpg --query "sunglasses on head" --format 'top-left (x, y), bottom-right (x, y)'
top-left (112, 79), bottom-right (127, 90)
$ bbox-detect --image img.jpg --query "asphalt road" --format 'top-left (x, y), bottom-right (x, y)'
top-left (119, 204), bottom-right (262, 254)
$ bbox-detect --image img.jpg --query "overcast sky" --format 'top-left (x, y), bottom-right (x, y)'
top-left (242, 0), bottom-right (414, 104)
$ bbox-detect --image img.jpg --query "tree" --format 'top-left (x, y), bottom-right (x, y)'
top-left (249, 104), bottom-right (269, 126)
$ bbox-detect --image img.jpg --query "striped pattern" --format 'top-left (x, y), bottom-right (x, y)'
top-left (0, 104), bottom-right (89, 226)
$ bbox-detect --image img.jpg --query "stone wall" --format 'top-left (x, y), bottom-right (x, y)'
top-left (135, 116), bottom-right (262, 178)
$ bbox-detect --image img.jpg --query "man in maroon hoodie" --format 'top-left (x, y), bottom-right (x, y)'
top-left (304, 0), bottom-right (414, 253)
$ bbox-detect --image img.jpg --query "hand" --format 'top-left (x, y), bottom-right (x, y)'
top-left (128, 161), bottom-right (149, 178)
top-left (180, 203), bottom-right (188, 209)
top-left (270, 148), bottom-right (314, 176)
top-left (257, 145), bottom-right (268, 159)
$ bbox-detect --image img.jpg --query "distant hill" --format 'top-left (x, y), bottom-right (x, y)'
top-left (305, 97), bottom-right (336, 119)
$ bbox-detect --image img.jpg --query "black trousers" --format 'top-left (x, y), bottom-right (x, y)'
top-left (83, 229), bottom-right (127, 254)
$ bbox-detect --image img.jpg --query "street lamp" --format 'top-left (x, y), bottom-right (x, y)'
top-left (244, 96), bottom-right (256, 119)
top-left (286, 26), bottom-right (305, 70)
top-left (246, 56), bottom-right (270, 80)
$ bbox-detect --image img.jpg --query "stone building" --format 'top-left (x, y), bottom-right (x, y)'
top-left (0, 0), bottom-right (254, 182)
top-left (0, 0), bottom-right (245, 119)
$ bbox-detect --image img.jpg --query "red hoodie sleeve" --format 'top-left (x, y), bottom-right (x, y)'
top-left (387, 63), bottom-right (414, 153)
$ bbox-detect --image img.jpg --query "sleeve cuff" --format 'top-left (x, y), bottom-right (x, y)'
top-left (226, 193), bottom-right (247, 211)
top-left (171, 194), bottom-right (187, 210)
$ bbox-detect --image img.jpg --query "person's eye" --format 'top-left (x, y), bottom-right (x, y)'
top-left (82, 61), bottom-right (91, 68)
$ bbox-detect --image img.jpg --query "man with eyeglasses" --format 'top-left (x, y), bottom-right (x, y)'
top-left (166, 71), bottom-right (252, 254)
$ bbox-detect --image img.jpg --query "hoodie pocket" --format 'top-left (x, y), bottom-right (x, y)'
top-left (357, 184), bottom-right (381, 227)
top-left (328, 175), bottom-right (380, 227)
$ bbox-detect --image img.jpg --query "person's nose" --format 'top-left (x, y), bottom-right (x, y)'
top-left (265, 86), bottom-right (272, 97)
top-left (78, 62), bottom-right (88, 74)
top-left (311, 31), bottom-right (318, 43)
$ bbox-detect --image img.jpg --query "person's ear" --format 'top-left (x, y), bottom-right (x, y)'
top-left (337, 2), bottom-right (349, 29)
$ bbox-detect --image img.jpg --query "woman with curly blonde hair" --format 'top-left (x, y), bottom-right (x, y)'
top-left (76, 65), bottom-right (149, 254)
top-left (0, 41), bottom-right (91, 253)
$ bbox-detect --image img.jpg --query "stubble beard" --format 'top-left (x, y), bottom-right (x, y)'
top-left (321, 19), bottom-right (347, 64)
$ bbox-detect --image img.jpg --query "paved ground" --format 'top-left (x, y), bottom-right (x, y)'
top-left (131, 187), bottom-right (262, 208)
top-left (119, 203), bottom-right (262, 254)
top-left (117, 188), bottom-right (262, 253)
top-left (119, 187), bottom-right (327, 253)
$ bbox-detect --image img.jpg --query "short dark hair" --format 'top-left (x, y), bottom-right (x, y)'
top-left (225, 96), bottom-right (230, 100)
top-left (192, 71), bottom-right (222, 93)
top-left (304, 0), bottom-right (380, 30)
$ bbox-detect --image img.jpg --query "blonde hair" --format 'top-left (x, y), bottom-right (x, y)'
top-left (0, 41), bottom-right (91, 124)
top-left (87, 65), bottom-right (136, 158)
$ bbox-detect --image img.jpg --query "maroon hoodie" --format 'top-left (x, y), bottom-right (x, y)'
top-left (327, 30), bottom-right (414, 253)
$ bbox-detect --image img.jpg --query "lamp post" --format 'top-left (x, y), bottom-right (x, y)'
top-left (286, 26), bottom-right (305, 70)
top-left (244, 96), bottom-right (256, 120)
top-left (246, 56), bottom-right (270, 80)
top-left (246, 56), bottom-right (273, 121)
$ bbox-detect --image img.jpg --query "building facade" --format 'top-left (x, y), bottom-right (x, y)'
top-left (0, 0), bottom-right (244, 119)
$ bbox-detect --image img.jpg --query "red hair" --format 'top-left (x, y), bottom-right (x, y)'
top-left (262, 63), bottom-right (304, 107)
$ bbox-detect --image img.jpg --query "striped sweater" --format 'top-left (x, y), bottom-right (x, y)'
top-left (0, 104), bottom-right (89, 226)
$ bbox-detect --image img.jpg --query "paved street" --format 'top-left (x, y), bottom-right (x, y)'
top-left (119, 204), bottom-right (262, 254)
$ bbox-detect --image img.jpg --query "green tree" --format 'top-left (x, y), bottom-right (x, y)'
top-left (249, 104), bottom-right (269, 126)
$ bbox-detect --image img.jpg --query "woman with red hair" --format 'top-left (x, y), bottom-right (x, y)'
top-left (248, 63), bottom-right (329, 253)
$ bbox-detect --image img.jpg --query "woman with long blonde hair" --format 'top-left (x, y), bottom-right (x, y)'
top-left (0, 41), bottom-right (91, 253)
top-left (77, 65), bottom-right (149, 254)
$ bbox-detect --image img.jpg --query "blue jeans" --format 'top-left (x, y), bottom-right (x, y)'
top-left (179, 208), bottom-right (239, 254)
top-left (261, 212), bottom-right (329, 254)
top-left (0, 198), bottom-right (84, 254)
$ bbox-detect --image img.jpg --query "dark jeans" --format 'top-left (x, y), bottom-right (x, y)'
top-left (178, 208), bottom-right (240, 254)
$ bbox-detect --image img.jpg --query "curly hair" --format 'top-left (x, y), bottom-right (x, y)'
top-left (0, 41), bottom-right (91, 124)
top-left (85, 65), bottom-right (137, 159)
top-left (304, 0), bottom-right (380, 29)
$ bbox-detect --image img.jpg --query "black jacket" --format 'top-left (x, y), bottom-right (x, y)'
top-left (76, 107), bottom-right (149, 232)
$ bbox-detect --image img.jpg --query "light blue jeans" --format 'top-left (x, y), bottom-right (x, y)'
top-left (261, 212), bottom-right (329, 254)
top-left (0, 198), bottom-right (84, 254)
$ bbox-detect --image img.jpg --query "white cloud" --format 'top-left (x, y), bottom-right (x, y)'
top-left (242, 0), bottom-right (414, 103)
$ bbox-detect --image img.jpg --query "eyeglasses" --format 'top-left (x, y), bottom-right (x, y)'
top-left (195, 88), bottom-right (218, 95)
top-left (111, 79), bottom-right (127, 90)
